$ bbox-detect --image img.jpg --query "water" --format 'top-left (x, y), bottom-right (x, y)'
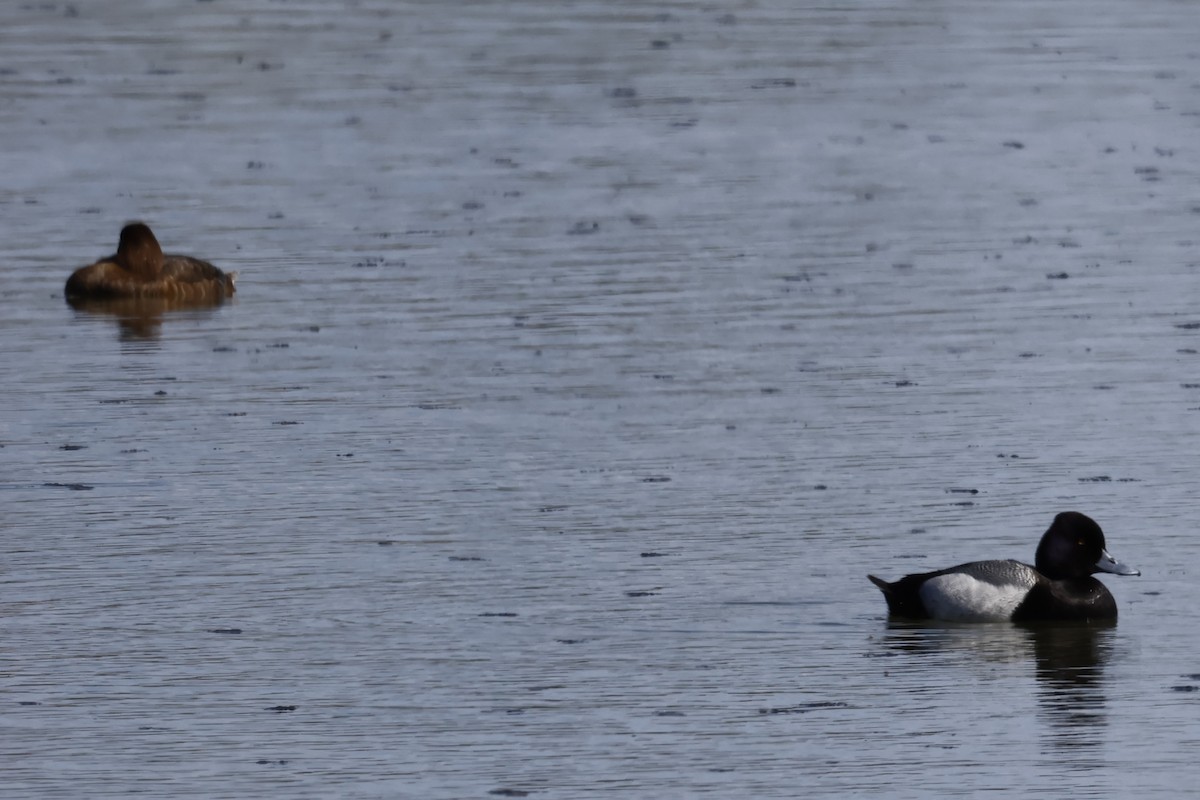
top-left (3, 1), bottom-right (1200, 797)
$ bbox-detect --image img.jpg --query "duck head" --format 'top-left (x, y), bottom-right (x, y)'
top-left (116, 222), bottom-right (164, 279)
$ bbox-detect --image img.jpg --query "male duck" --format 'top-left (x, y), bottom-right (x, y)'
top-left (868, 511), bottom-right (1139, 622)
top-left (65, 222), bottom-right (235, 301)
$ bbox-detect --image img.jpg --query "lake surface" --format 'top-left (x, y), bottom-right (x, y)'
top-left (4, 1), bottom-right (1200, 797)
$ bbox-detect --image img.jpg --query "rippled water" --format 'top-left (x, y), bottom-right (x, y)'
top-left (5, 1), bottom-right (1200, 797)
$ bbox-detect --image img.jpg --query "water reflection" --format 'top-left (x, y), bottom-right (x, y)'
top-left (66, 295), bottom-right (230, 340)
top-left (1023, 621), bottom-right (1116, 756)
top-left (875, 621), bottom-right (1115, 753)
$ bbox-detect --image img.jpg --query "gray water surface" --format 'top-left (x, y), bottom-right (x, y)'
top-left (4, 1), bottom-right (1200, 797)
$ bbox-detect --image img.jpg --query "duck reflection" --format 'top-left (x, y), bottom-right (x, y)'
top-left (1022, 620), bottom-right (1115, 749)
top-left (875, 619), bottom-right (1114, 752)
top-left (66, 294), bottom-right (230, 341)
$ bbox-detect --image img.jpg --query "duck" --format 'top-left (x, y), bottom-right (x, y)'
top-left (868, 511), bottom-right (1139, 622)
top-left (65, 222), bottom-right (235, 301)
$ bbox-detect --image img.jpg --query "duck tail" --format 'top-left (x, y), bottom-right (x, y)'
top-left (867, 574), bottom-right (926, 618)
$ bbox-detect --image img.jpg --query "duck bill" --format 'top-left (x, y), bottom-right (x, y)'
top-left (1095, 548), bottom-right (1140, 576)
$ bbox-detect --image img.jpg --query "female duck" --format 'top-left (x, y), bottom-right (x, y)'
top-left (868, 511), bottom-right (1139, 622)
top-left (65, 223), bottom-right (235, 301)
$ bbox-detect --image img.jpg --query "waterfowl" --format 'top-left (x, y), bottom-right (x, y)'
top-left (868, 511), bottom-right (1139, 622)
top-left (65, 223), bottom-right (235, 301)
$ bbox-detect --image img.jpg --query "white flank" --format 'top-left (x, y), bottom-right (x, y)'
top-left (919, 573), bottom-right (1028, 622)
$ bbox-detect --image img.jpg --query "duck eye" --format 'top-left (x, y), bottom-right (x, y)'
top-left (1077, 538), bottom-right (1085, 546)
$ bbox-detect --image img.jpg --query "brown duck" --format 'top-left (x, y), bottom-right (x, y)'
top-left (65, 223), bottom-right (236, 301)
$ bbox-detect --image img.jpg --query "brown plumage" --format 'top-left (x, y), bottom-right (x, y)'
top-left (65, 223), bottom-right (236, 301)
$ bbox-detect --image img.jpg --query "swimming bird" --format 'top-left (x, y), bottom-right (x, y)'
top-left (868, 511), bottom-right (1139, 622)
top-left (65, 222), bottom-right (236, 301)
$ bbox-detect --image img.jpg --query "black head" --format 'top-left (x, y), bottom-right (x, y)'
top-left (1035, 511), bottom-right (1139, 579)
